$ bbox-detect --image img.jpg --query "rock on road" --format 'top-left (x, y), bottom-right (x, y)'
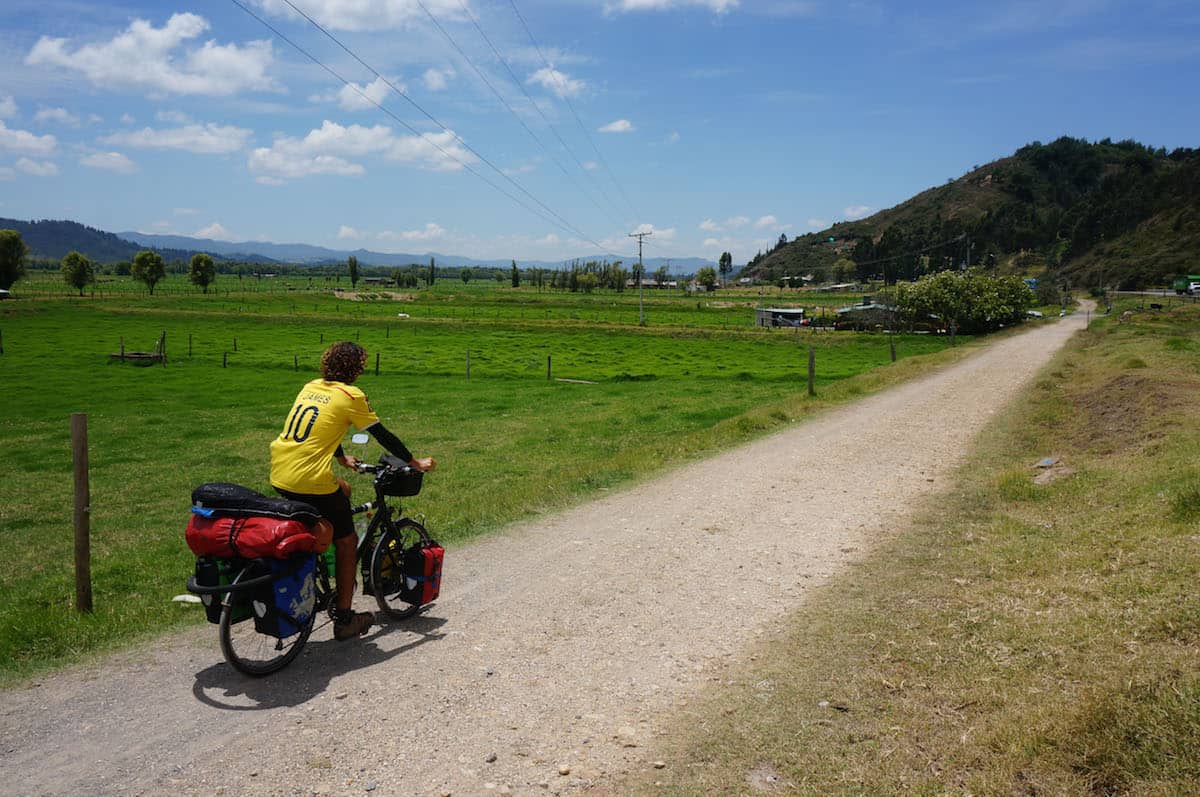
top-left (0, 310), bottom-right (1088, 797)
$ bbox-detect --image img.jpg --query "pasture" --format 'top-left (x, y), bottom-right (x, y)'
top-left (0, 281), bottom-right (956, 683)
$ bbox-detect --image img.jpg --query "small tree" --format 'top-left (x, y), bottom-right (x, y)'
top-left (696, 266), bottom-right (718, 291)
top-left (348, 255), bottom-right (359, 288)
top-left (427, 257), bottom-right (436, 287)
top-left (718, 251), bottom-right (732, 286)
top-left (511, 260), bottom-right (520, 288)
top-left (60, 251), bottom-right (94, 296)
top-left (132, 250), bottom-right (166, 295)
top-left (461, 268), bottom-right (472, 284)
top-left (188, 253), bottom-right (216, 293)
top-left (0, 229), bottom-right (29, 290)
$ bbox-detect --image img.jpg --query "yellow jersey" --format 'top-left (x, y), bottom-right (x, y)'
top-left (270, 379), bottom-right (380, 494)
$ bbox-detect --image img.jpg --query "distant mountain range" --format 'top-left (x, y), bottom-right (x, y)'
top-left (0, 217), bottom-right (716, 272)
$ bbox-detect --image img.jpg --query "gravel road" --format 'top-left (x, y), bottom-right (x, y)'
top-left (0, 311), bottom-right (1087, 797)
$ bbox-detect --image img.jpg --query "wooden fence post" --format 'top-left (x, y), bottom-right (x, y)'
top-left (375, 352), bottom-right (380, 376)
top-left (807, 345), bottom-right (816, 397)
top-left (233, 337), bottom-right (237, 352)
top-left (1, 329), bottom-right (4, 355)
top-left (223, 351), bottom-right (228, 368)
top-left (547, 355), bottom-right (552, 381)
top-left (466, 349), bottom-right (471, 380)
top-left (294, 355), bottom-right (298, 371)
top-left (71, 413), bottom-right (92, 613)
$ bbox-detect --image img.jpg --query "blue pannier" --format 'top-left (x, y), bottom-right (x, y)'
top-left (251, 555), bottom-right (317, 638)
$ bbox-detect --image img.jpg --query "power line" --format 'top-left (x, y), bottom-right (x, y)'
top-left (276, 0), bottom-right (609, 249)
top-left (447, 0), bottom-right (630, 228)
top-left (233, 0), bottom-right (623, 255)
top-left (506, 0), bottom-right (642, 224)
top-left (851, 234), bottom-right (969, 269)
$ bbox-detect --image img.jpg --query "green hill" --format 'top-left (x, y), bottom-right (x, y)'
top-left (748, 137), bottom-right (1200, 290)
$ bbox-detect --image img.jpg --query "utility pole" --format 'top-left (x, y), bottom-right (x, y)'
top-left (629, 230), bottom-right (652, 325)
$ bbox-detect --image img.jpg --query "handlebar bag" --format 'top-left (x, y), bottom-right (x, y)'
top-left (399, 539), bottom-right (444, 606)
top-left (187, 514), bottom-right (322, 559)
top-left (252, 555), bottom-right (316, 639)
top-left (192, 482), bottom-right (321, 525)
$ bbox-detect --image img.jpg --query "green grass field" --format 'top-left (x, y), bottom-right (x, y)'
top-left (0, 283), bottom-right (961, 685)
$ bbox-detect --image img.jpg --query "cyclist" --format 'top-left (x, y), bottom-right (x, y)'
top-left (270, 341), bottom-right (436, 640)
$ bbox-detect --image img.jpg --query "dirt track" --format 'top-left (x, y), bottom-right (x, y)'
top-left (0, 311), bottom-right (1087, 797)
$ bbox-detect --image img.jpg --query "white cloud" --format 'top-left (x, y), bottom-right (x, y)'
top-left (527, 67), bottom-right (585, 98)
top-left (422, 68), bottom-right (454, 91)
top-left (378, 223), bottom-right (446, 242)
top-left (248, 120), bottom-right (474, 181)
top-left (725, 215), bottom-right (750, 228)
top-left (120, 113), bottom-right (136, 125)
top-left (196, 222), bottom-right (232, 239)
top-left (104, 123), bottom-right (252, 154)
top-left (25, 13), bottom-right (275, 97)
top-left (34, 107), bottom-right (79, 126)
top-left (665, 131), bottom-right (680, 144)
top-left (755, 214), bottom-right (778, 229)
top-left (0, 121), bottom-right (57, 155)
top-left (606, 0), bottom-right (739, 14)
top-left (502, 160), bottom-right (538, 176)
top-left (174, 207), bottom-right (200, 216)
top-left (582, 160), bottom-right (599, 170)
top-left (16, 158), bottom-right (58, 177)
top-left (338, 225), bottom-right (364, 240)
top-left (335, 76), bottom-right (398, 111)
top-left (0, 96), bottom-right (16, 118)
top-left (703, 237), bottom-right (721, 247)
top-left (81, 151), bottom-right (137, 173)
top-left (699, 218), bottom-right (720, 232)
top-left (256, 0), bottom-right (466, 31)
top-left (157, 110), bottom-right (191, 124)
top-left (629, 223), bottom-right (675, 241)
top-left (806, 217), bottom-right (828, 228)
top-left (598, 118), bottom-right (634, 133)
top-left (844, 205), bottom-right (873, 220)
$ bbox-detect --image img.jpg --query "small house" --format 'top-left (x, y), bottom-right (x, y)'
top-left (756, 307), bottom-right (807, 328)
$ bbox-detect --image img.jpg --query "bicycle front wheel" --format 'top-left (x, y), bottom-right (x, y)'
top-left (218, 587), bottom-right (314, 677)
top-left (369, 518), bottom-right (430, 619)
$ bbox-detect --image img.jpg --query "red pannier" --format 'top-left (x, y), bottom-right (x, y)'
top-left (186, 514), bottom-right (324, 560)
top-left (399, 540), bottom-right (444, 605)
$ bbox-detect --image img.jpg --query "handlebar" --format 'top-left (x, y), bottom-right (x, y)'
top-left (354, 460), bottom-right (425, 476)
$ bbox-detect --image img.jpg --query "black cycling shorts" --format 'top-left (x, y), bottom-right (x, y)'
top-left (274, 486), bottom-right (355, 540)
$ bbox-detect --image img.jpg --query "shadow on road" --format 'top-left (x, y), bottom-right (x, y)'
top-left (190, 612), bottom-right (447, 711)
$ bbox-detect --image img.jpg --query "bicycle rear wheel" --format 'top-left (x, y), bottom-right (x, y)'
top-left (369, 518), bottom-right (430, 619)
top-left (218, 567), bottom-right (315, 677)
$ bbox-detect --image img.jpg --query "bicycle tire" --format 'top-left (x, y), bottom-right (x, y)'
top-left (369, 518), bottom-right (430, 619)
top-left (218, 567), bottom-right (315, 677)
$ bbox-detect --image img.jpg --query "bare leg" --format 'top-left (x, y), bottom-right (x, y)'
top-left (334, 534), bottom-right (357, 611)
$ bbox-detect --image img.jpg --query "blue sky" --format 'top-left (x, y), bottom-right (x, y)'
top-left (1, 0), bottom-right (1197, 264)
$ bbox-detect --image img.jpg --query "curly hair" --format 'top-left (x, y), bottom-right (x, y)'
top-left (320, 341), bottom-right (367, 383)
